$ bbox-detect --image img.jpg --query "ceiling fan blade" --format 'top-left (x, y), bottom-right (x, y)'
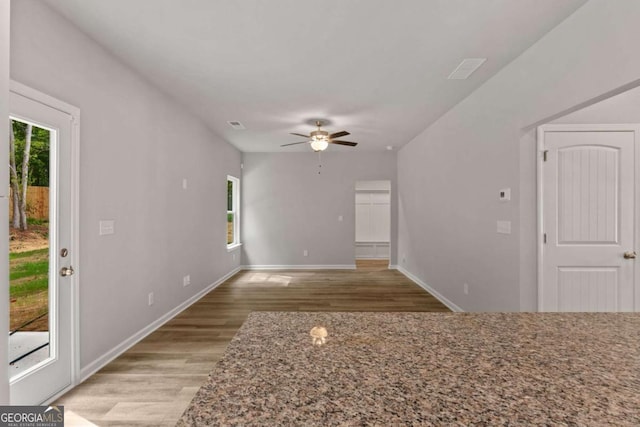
top-left (290, 132), bottom-right (310, 138)
top-left (330, 140), bottom-right (358, 147)
top-left (281, 141), bottom-right (309, 147)
top-left (329, 131), bottom-right (350, 139)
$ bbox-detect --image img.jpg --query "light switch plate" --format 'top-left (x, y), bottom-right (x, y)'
top-left (497, 220), bottom-right (511, 234)
top-left (99, 220), bottom-right (115, 236)
top-left (499, 188), bottom-right (511, 201)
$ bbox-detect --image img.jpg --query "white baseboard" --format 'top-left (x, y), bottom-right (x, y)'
top-left (78, 267), bottom-right (241, 382)
top-left (241, 265), bottom-right (356, 270)
top-left (396, 266), bottom-right (464, 312)
top-left (389, 264), bottom-right (399, 270)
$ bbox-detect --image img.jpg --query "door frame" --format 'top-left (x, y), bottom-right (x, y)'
top-left (9, 80), bottom-right (80, 402)
top-left (537, 123), bottom-right (640, 312)
top-left (354, 180), bottom-right (392, 268)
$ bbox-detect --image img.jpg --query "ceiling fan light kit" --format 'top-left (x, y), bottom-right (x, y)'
top-left (310, 137), bottom-right (329, 152)
top-left (282, 120), bottom-right (358, 152)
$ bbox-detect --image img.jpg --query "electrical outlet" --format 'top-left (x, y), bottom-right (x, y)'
top-left (148, 292), bottom-right (154, 306)
top-left (183, 275), bottom-right (190, 287)
top-left (99, 220), bottom-right (115, 236)
top-left (303, 249), bottom-right (308, 257)
top-left (464, 283), bottom-right (469, 295)
top-left (497, 220), bottom-right (512, 234)
top-left (182, 178), bottom-right (188, 190)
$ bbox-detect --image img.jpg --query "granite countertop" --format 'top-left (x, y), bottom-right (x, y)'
top-left (178, 312), bottom-right (640, 426)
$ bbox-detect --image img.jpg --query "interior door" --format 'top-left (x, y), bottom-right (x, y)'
top-left (8, 87), bottom-right (76, 404)
top-left (539, 124), bottom-right (639, 312)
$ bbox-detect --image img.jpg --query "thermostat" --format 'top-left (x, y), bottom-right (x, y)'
top-left (499, 188), bottom-right (511, 201)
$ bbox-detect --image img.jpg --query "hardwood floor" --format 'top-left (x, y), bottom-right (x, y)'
top-left (355, 258), bottom-right (390, 271)
top-left (56, 266), bottom-right (449, 426)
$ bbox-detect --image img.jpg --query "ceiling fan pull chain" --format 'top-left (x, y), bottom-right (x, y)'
top-left (318, 151), bottom-right (322, 174)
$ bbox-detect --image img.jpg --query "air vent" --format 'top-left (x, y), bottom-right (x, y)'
top-left (227, 121), bottom-right (246, 130)
top-left (447, 58), bottom-right (487, 80)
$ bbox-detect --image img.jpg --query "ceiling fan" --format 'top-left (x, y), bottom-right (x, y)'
top-left (281, 121), bottom-right (358, 152)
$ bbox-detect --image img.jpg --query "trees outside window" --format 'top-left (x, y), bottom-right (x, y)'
top-left (9, 119), bottom-right (50, 230)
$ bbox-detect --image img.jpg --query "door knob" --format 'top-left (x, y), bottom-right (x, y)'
top-left (60, 266), bottom-right (75, 277)
top-left (623, 251), bottom-right (637, 259)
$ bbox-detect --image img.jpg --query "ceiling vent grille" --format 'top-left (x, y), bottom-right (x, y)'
top-left (447, 58), bottom-right (487, 80)
top-left (227, 121), bottom-right (246, 130)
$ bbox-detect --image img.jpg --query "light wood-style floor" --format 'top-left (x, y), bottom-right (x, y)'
top-left (56, 262), bottom-right (448, 426)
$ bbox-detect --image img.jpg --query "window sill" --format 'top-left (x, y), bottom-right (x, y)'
top-left (227, 243), bottom-right (243, 252)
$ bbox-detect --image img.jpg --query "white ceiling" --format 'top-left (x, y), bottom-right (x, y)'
top-left (44, 0), bottom-right (586, 152)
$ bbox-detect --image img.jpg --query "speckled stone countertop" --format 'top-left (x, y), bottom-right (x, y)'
top-left (178, 312), bottom-right (640, 426)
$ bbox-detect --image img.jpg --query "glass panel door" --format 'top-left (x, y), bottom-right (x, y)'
top-left (8, 118), bottom-right (52, 378)
top-left (9, 86), bottom-right (76, 405)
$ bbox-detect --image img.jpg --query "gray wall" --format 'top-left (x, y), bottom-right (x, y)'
top-left (242, 151), bottom-right (397, 267)
top-left (0, 0), bottom-right (10, 405)
top-left (553, 84), bottom-right (640, 124)
top-left (398, 0), bottom-right (640, 311)
top-left (10, 1), bottom-right (241, 370)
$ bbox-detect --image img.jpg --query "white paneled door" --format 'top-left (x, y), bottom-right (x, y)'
top-left (539, 124), bottom-right (639, 312)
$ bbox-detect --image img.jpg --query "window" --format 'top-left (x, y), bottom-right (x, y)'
top-left (227, 175), bottom-right (240, 249)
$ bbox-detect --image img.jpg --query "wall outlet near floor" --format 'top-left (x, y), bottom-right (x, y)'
top-left (183, 275), bottom-right (191, 287)
top-left (464, 283), bottom-right (469, 295)
top-left (148, 292), bottom-right (154, 306)
top-left (303, 249), bottom-right (308, 257)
